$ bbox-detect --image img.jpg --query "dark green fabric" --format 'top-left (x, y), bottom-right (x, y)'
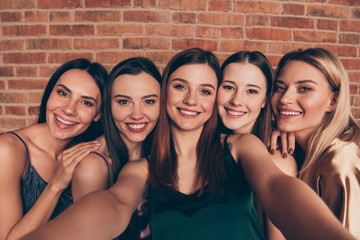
top-left (149, 136), bottom-right (265, 240)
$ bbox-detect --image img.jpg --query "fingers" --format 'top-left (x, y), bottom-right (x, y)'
top-left (280, 132), bottom-right (288, 158)
top-left (270, 129), bottom-right (281, 155)
top-left (60, 141), bottom-right (101, 165)
top-left (287, 132), bottom-right (295, 155)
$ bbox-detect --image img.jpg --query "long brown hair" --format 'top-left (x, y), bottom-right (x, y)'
top-left (149, 48), bottom-right (226, 193)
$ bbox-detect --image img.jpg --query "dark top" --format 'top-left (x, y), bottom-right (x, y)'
top-left (148, 135), bottom-right (265, 240)
top-left (6, 132), bottom-right (73, 219)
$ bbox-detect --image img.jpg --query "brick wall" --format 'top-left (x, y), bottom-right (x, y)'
top-left (1, 0), bottom-right (359, 131)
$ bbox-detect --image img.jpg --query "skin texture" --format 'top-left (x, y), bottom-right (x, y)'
top-left (271, 60), bottom-right (336, 151)
top-left (0, 69), bottom-right (102, 240)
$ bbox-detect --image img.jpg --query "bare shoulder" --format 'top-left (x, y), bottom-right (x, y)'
top-left (228, 133), bottom-right (267, 153)
top-left (270, 151), bottom-right (297, 177)
top-left (121, 158), bottom-right (149, 177)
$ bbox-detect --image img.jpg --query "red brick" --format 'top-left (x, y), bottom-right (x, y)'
top-left (74, 39), bottom-right (120, 49)
top-left (159, 0), bottom-right (207, 10)
top-left (146, 25), bottom-right (194, 37)
top-left (40, 66), bottom-right (58, 78)
top-left (96, 51), bottom-right (144, 64)
top-left (16, 66), bottom-right (38, 77)
top-left (123, 37), bottom-right (170, 50)
top-left (24, 11), bottom-right (47, 22)
top-left (221, 27), bottom-right (243, 39)
top-left (5, 106), bottom-right (26, 116)
top-left (307, 5), bottom-right (350, 18)
top-left (246, 28), bottom-right (292, 40)
top-left (49, 11), bottom-right (72, 22)
top-left (172, 39), bottom-right (218, 51)
top-left (283, 4), bottom-right (305, 15)
top-left (354, 96), bottom-right (360, 107)
top-left (124, 11), bottom-right (171, 23)
top-left (0, 0), bottom-right (35, 9)
top-left (294, 31), bottom-right (337, 43)
top-left (29, 92), bottom-right (44, 103)
top-left (97, 24), bottom-right (143, 35)
top-left (172, 12), bottom-right (196, 24)
top-left (196, 26), bottom-right (219, 38)
top-left (234, 1), bottom-right (281, 14)
top-left (246, 15), bottom-right (269, 26)
top-left (28, 106), bottom-right (40, 116)
top-left (134, 0), bottom-right (157, 7)
top-left (268, 42), bottom-right (313, 54)
top-left (0, 93), bottom-right (27, 103)
top-left (3, 53), bottom-right (46, 64)
top-left (48, 53), bottom-right (93, 63)
top-left (350, 84), bottom-right (358, 93)
top-left (305, 0), bottom-right (327, 2)
top-left (349, 72), bottom-right (360, 83)
top-left (3, 25), bottom-right (47, 36)
top-left (38, 0), bottom-right (82, 8)
top-left (144, 51), bottom-right (176, 66)
top-left (329, 0), bottom-right (358, 6)
top-left (317, 19), bottom-right (338, 30)
top-left (315, 44), bottom-right (357, 57)
top-left (0, 118), bottom-right (26, 130)
top-left (341, 59), bottom-right (360, 70)
top-left (339, 34), bottom-right (360, 44)
top-left (50, 25), bottom-right (95, 36)
top-left (198, 13), bottom-right (245, 25)
top-left (85, 0), bottom-right (131, 7)
top-left (340, 20), bottom-right (360, 32)
top-left (0, 81), bottom-right (5, 90)
top-left (0, 67), bottom-right (15, 77)
top-left (271, 16), bottom-right (314, 29)
top-left (8, 79), bottom-right (48, 90)
top-left (1, 12), bottom-right (22, 22)
top-left (353, 8), bottom-right (360, 19)
top-left (26, 39), bottom-right (72, 50)
top-left (75, 11), bottom-right (121, 22)
top-left (209, 0), bottom-right (232, 11)
top-left (268, 55), bottom-right (282, 68)
top-left (0, 40), bottom-right (24, 51)
top-left (351, 108), bottom-right (360, 119)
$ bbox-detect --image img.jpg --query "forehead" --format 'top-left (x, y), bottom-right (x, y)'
top-left (112, 72), bottom-right (160, 96)
top-left (56, 69), bottom-right (100, 96)
top-left (278, 60), bottom-right (327, 84)
top-left (223, 62), bottom-right (267, 87)
top-left (169, 63), bottom-right (218, 87)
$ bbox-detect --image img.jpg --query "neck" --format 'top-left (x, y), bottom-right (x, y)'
top-left (124, 139), bottom-right (143, 161)
top-left (170, 125), bottom-right (202, 159)
top-left (295, 129), bottom-right (315, 153)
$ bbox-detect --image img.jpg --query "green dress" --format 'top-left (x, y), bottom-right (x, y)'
top-left (149, 136), bottom-right (265, 240)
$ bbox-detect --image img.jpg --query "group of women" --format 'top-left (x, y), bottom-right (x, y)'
top-left (0, 47), bottom-right (359, 240)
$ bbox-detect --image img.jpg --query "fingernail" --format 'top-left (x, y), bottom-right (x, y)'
top-left (288, 148), bottom-right (293, 155)
top-left (282, 153), bottom-right (287, 159)
top-left (270, 149), bottom-right (275, 155)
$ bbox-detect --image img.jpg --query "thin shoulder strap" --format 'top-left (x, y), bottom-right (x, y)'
top-left (90, 151), bottom-right (112, 187)
top-left (2, 132), bottom-right (31, 166)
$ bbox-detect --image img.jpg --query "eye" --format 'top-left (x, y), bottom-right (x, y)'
top-left (222, 85), bottom-right (234, 90)
top-left (81, 100), bottom-right (94, 107)
top-left (57, 90), bottom-right (68, 97)
top-left (200, 89), bottom-right (211, 95)
top-left (299, 86), bottom-right (312, 92)
top-left (247, 89), bottom-right (258, 94)
top-left (174, 84), bottom-right (185, 90)
top-left (145, 99), bottom-right (156, 104)
top-left (117, 99), bottom-right (129, 104)
top-left (274, 85), bottom-right (286, 92)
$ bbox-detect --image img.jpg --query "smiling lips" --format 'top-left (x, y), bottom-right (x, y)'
top-left (225, 108), bottom-right (246, 118)
top-left (126, 123), bottom-right (147, 132)
top-left (178, 108), bottom-right (199, 118)
top-left (279, 110), bottom-right (302, 117)
top-left (54, 114), bottom-right (78, 129)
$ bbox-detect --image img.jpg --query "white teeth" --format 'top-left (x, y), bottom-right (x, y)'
top-left (280, 111), bottom-right (301, 116)
top-left (228, 110), bottom-right (245, 116)
top-left (56, 116), bottom-right (76, 125)
top-left (180, 109), bottom-right (197, 116)
top-left (128, 123), bottom-right (146, 129)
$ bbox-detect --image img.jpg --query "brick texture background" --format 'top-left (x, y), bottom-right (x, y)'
top-left (1, 0), bottom-right (359, 131)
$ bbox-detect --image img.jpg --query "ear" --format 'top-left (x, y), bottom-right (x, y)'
top-left (94, 112), bottom-right (102, 122)
top-left (326, 91), bottom-right (338, 112)
top-left (261, 98), bottom-right (267, 109)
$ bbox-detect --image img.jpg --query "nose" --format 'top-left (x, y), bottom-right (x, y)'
top-left (129, 104), bottom-right (144, 120)
top-left (183, 90), bottom-right (197, 106)
top-left (230, 90), bottom-right (244, 106)
top-left (63, 100), bottom-right (77, 116)
top-left (279, 89), bottom-right (294, 105)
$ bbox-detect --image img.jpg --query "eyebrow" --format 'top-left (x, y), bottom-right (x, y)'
top-left (172, 78), bottom-right (216, 90)
top-left (57, 84), bottom-right (97, 102)
top-left (113, 94), bottom-right (159, 99)
top-left (275, 79), bottom-right (318, 85)
top-left (222, 80), bottom-right (263, 90)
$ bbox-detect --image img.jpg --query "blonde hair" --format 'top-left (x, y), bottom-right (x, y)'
top-left (274, 48), bottom-right (360, 178)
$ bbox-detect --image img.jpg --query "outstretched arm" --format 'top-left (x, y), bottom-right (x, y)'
top-left (233, 133), bottom-right (355, 240)
top-left (21, 159), bottom-right (149, 240)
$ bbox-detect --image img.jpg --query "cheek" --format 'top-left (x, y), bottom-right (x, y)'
top-left (78, 108), bottom-right (97, 123)
top-left (146, 105), bottom-right (160, 122)
top-left (216, 90), bottom-right (229, 106)
top-left (111, 105), bottom-right (128, 122)
top-left (202, 97), bottom-right (216, 112)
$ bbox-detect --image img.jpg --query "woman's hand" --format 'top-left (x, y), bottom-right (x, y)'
top-left (269, 129), bottom-right (295, 158)
top-left (49, 141), bottom-right (101, 192)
